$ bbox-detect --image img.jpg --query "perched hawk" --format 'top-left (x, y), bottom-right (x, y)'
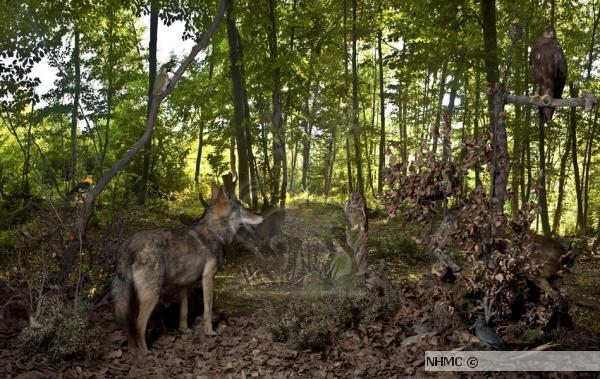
top-left (530, 26), bottom-right (568, 124)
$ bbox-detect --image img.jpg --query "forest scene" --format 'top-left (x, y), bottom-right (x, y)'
top-left (1, 0), bottom-right (600, 376)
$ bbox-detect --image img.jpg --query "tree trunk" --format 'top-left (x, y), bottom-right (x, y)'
top-left (325, 124), bottom-right (337, 196)
top-left (473, 68), bottom-right (482, 187)
top-left (225, 0), bottom-right (250, 203)
top-left (301, 99), bottom-right (312, 191)
top-left (69, 27), bottom-right (81, 188)
top-left (432, 62), bottom-right (448, 155)
top-left (377, 28), bottom-right (385, 194)
top-left (138, 0), bottom-right (158, 204)
top-left (343, 0), bottom-right (353, 191)
top-left (552, 125), bottom-right (571, 233)
top-left (586, 4), bottom-right (600, 81)
top-left (583, 107), bottom-right (599, 225)
top-left (100, 15), bottom-right (114, 174)
top-left (267, 0), bottom-right (286, 207)
top-left (537, 116), bottom-right (551, 236)
top-left (443, 67), bottom-right (460, 162)
top-left (238, 34), bottom-right (258, 209)
top-left (351, 0), bottom-right (364, 196)
top-left (569, 84), bottom-right (584, 234)
top-left (481, 0), bottom-right (509, 214)
top-left (194, 121), bottom-right (205, 186)
top-left (290, 136), bottom-right (298, 192)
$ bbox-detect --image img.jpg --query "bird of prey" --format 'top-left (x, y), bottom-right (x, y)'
top-left (529, 26), bottom-right (568, 124)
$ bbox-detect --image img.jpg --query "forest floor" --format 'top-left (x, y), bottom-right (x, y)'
top-left (1, 202), bottom-right (600, 378)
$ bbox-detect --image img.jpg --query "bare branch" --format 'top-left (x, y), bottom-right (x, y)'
top-left (506, 93), bottom-right (598, 111)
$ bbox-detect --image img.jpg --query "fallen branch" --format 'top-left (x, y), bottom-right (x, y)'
top-left (505, 93), bottom-right (597, 111)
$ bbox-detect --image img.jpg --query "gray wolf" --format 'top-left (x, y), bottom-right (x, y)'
top-left (111, 184), bottom-right (263, 355)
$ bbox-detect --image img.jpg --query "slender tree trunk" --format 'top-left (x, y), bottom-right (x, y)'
top-left (569, 84), bottom-right (584, 234)
top-left (351, 0), bottom-right (364, 195)
top-left (538, 116), bottom-right (551, 236)
top-left (225, 0), bottom-right (250, 202)
top-left (70, 27), bottom-right (81, 187)
top-left (238, 35), bottom-right (258, 209)
top-left (325, 124), bottom-right (337, 196)
top-left (432, 62), bottom-right (448, 155)
top-left (377, 28), bottom-right (385, 194)
top-left (361, 94), bottom-right (375, 195)
top-left (481, 0), bottom-right (509, 214)
top-left (301, 97), bottom-right (312, 191)
top-left (343, 0), bottom-right (353, 191)
top-left (266, 0), bottom-right (286, 207)
top-left (194, 120), bottom-right (205, 186)
top-left (100, 16), bottom-right (114, 174)
top-left (443, 67), bottom-right (460, 162)
top-left (290, 136), bottom-right (298, 192)
top-left (473, 68), bottom-right (482, 186)
top-left (583, 108), bottom-right (599, 225)
top-left (586, 4), bottom-right (600, 82)
top-left (138, 0), bottom-right (158, 204)
top-left (553, 126), bottom-right (571, 233)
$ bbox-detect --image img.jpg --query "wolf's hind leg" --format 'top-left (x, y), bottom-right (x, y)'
top-left (202, 258), bottom-right (219, 336)
top-left (178, 286), bottom-right (190, 332)
top-left (136, 290), bottom-right (159, 355)
top-left (126, 325), bottom-right (137, 353)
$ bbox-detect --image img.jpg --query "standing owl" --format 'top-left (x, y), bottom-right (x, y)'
top-left (345, 191), bottom-right (367, 231)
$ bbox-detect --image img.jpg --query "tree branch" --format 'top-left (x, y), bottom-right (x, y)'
top-left (75, 0), bottom-right (226, 240)
top-left (506, 93), bottom-right (598, 111)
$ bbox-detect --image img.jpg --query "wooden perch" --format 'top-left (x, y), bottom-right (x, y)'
top-left (505, 93), bottom-right (597, 111)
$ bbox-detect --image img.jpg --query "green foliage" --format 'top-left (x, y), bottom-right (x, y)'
top-left (19, 297), bottom-right (99, 360)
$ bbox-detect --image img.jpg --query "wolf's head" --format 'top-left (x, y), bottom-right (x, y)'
top-left (207, 184), bottom-right (263, 236)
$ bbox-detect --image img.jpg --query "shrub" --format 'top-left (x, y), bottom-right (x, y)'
top-left (261, 278), bottom-right (398, 350)
top-left (19, 296), bottom-right (98, 360)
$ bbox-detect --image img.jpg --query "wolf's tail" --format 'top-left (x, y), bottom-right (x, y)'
top-left (111, 256), bottom-right (136, 337)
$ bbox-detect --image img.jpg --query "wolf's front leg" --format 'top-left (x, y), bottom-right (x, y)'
top-left (178, 286), bottom-right (190, 332)
top-left (202, 259), bottom-right (219, 336)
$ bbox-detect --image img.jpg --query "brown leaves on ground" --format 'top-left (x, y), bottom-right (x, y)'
top-left (0, 286), bottom-right (463, 378)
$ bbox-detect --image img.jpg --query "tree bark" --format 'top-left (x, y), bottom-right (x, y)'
top-left (552, 125), bottom-right (571, 233)
top-left (537, 116), bottom-right (551, 236)
top-left (267, 0), bottom-right (286, 207)
top-left (138, 0), bottom-right (158, 204)
top-left (69, 27), bottom-right (81, 188)
top-left (343, 0), bottom-right (353, 191)
top-left (569, 84), bottom-right (585, 234)
top-left (583, 107), bottom-right (599, 225)
top-left (225, 0), bottom-right (250, 203)
top-left (377, 28), bottom-right (385, 194)
top-left (432, 62), bottom-right (448, 155)
top-left (473, 68), bottom-right (482, 187)
top-left (351, 0), bottom-right (364, 196)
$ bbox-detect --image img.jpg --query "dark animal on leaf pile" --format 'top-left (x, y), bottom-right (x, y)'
top-left (530, 25), bottom-right (568, 124)
top-left (111, 184), bottom-right (263, 356)
top-left (505, 222), bottom-right (576, 299)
